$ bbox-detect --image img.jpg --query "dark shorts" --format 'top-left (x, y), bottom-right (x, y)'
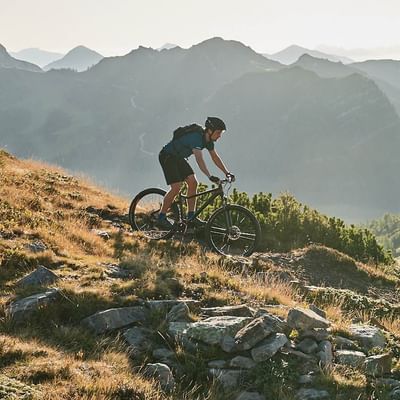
top-left (159, 151), bottom-right (194, 185)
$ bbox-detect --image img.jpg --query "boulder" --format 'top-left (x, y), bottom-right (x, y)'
top-left (141, 299), bottom-right (199, 312)
top-left (26, 240), bottom-right (47, 253)
top-left (229, 356), bottom-right (256, 369)
top-left (295, 388), bottom-right (330, 399)
top-left (81, 306), bottom-right (147, 334)
top-left (297, 338), bottom-right (319, 354)
top-left (208, 360), bottom-right (228, 369)
top-left (6, 288), bottom-right (60, 321)
top-left (299, 329), bottom-right (330, 342)
top-left (309, 305), bottom-right (326, 319)
top-left (201, 304), bottom-right (255, 318)
top-left (335, 350), bottom-right (366, 368)
top-left (235, 392), bottom-right (266, 400)
top-left (332, 336), bottom-right (359, 350)
top-left (317, 341), bottom-right (333, 367)
top-left (234, 314), bottom-right (288, 351)
top-left (16, 265), bottom-right (59, 287)
top-left (143, 363), bottom-right (175, 392)
top-left (167, 322), bottom-right (190, 339)
top-left (251, 333), bottom-right (288, 362)
top-left (186, 316), bottom-right (252, 345)
top-left (123, 327), bottom-right (154, 357)
top-left (166, 302), bottom-right (191, 323)
top-left (209, 369), bottom-right (242, 391)
top-left (348, 325), bottom-right (386, 349)
top-left (287, 308), bottom-right (331, 331)
top-left (365, 353), bottom-right (392, 377)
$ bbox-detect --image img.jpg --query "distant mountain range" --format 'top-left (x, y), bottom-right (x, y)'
top-left (0, 44), bottom-right (41, 72)
top-left (266, 45), bottom-right (353, 65)
top-left (43, 46), bottom-right (103, 72)
top-left (10, 48), bottom-right (63, 68)
top-left (1, 37), bottom-right (400, 221)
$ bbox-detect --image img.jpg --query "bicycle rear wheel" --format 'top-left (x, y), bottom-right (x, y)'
top-left (129, 188), bottom-right (180, 240)
top-left (205, 205), bottom-right (261, 257)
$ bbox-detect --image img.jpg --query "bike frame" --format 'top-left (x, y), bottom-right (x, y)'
top-left (174, 184), bottom-right (228, 222)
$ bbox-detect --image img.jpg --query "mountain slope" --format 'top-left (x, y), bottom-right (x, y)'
top-left (43, 45), bottom-right (103, 72)
top-left (1, 150), bottom-right (400, 399)
top-left (10, 47), bottom-right (64, 68)
top-left (0, 38), bottom-right (399, 220)
top-left (267, 45), bottom-right (353, 65)
top-left (0, 43), bottom-right (41, 72)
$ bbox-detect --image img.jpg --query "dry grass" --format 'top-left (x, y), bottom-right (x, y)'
top-left (1, 150), bottom-right (400, 399)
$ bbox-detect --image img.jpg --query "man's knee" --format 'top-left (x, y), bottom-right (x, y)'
top-left (167, 182), bottom-right (181, 195)
top-left (186, 175), bottom-right (198, 190)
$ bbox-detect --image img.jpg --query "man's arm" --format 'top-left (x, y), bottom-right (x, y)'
top-left (193, 149), bottom-right (211, 178)
top-left (209, 149), bottom-right (229, 175)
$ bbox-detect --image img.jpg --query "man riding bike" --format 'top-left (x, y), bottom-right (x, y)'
top-left (157, 117), bottom-right (235, 230)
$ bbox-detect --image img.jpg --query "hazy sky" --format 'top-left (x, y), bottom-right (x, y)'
top-left (2, 0), bottom-right (400, 56)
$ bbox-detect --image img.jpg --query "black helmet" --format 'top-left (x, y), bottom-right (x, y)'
top-left (205, 117), bottom-right (226, 131)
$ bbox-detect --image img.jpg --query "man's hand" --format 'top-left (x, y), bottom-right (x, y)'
top-left (209, 175), bottom-right (220, 184)
top-left (226, 172), bottom-right (236, 182)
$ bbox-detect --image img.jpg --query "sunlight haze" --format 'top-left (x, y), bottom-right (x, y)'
top-left (1, 0), bottom-right (400, 56)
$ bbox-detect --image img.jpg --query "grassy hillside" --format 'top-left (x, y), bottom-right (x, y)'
top-left (1, 149), bottom-right (400, 399)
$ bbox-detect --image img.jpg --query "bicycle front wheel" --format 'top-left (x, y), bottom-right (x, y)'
top-left (205, 205), bottom-right (261, 257)
top-left (129, 188), bottom-right (180, 240)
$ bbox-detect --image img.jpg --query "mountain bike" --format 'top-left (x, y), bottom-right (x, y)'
top-left (128, 177), bottom-right (261, 257)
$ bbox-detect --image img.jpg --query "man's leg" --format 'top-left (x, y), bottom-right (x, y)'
top-left (185, 174), bottom-right (198, 219)
top-left (160, 182), bottom-right (182, 215)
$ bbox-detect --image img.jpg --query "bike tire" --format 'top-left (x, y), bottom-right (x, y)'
top-left (205, 204), bottom-right (261, 257)
top-left (129, 188), bottom-right (180, 240)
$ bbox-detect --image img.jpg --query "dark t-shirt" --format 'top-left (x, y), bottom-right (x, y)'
top-left (162, 131), bottom-right (214, 158)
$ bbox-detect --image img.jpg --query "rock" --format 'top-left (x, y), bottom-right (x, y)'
top-left (297, 338), bottom-right (319, 354)
top-left (91, 229), bottom-right (111, 240)
top-left (208, 360), bottom-right (228, 369)
top-left (16, 265), bottom-right (59, 287)
top-left (283, 348), bottom-right (317, 360)
top-left (332, 336), bottom-right (359, 350)
top-left (153, 347), bottom-right (175, 362)
top-left (167, 322), bottom-right (190, 339)
top-left (251, 333), bottom-right (288, 362)
top-left (317, 341), bottom-right (333, 367)
top-left (141, 299), bottom-right (200, 312)
top-left (123, 327), bottom-right (154, 357)
top-left (365, 353), bottom-right (392, 377)
top-left (229, 356), bottom-right (256, 369)
top-left (81, 306), bottom-right (147, 334)
top-left (209, 369), bottom-right (242, 390)
top-left (309, 305), bottom-right (326, 319)
top-left (186, 316), bottom-right (252, 345)
top-left (235, 391), bottom-right (266, 400)
top-left (143, 363), bottom-right (175, 392)
top-left (335, 350), bottom-right (366, 368)
top-left (298, 373), bottom-right (317, 385)
top-left (221, 335), bottom-right (237, 353)
top-left (295, 388), bottom-right (330, 399)
top-left (348, 324), bottom-right (386, 349)
top-left (104, 264), bottom-right (131, 279)
top-left (287, 308), bottom-right (331, 331)
top-left (26, 240), bottom-right (47, 253)
top-left (300, 329), bottom-right (330, 342)
top-left (201, 304), bottom-right (255, 318)
top-left (166, 303), bottom-right (190, 323)
top-left (6, 288), bottom-right (60, 321)
top-left (234, 314), bottom-right (288, 351)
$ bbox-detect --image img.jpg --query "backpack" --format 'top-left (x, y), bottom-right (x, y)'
top-left (172, 123), bottom-right (204, 141)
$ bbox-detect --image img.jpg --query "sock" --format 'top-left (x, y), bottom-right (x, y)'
top-left (188, 211), bottom-right (195, 220)
top-left (158, 212), bottom-right (167, 220)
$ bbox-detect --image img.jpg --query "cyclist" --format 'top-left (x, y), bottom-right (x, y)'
top-left (157, 117), bottom-right (235, 229)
